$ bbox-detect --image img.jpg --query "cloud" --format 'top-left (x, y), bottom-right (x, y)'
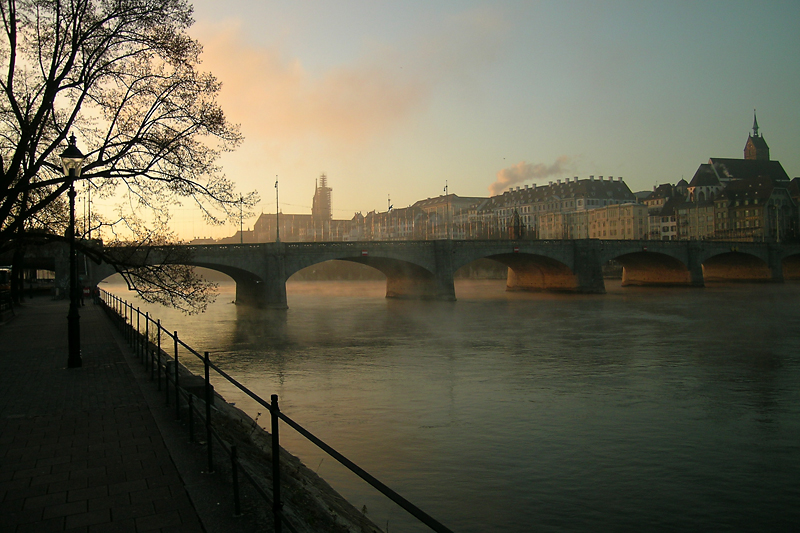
top-left (191, 11), bottom-right (506, 149)
top-left (489, 156), bottom-right (572, 196)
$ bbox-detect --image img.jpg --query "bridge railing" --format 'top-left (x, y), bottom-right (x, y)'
top-left (98, 288), bottom-right (454, 533)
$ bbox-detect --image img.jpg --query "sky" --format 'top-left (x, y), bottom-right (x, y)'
top-left (156, 0), bottom-right (800, 240)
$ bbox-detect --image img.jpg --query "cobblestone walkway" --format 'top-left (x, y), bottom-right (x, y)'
top-left (0, 298), bottom-right (205, 533)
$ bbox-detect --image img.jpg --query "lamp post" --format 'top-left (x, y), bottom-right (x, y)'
top-left (60, 134), bottom-right (86, 369)
top-left (275, 176), bottom-right (280, 242)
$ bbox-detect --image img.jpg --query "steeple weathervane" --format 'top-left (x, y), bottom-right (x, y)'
top-left (752, 109), bottom-right (759, 137)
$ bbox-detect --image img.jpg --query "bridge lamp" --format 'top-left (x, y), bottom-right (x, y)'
top-left (60, 134), bottom-right (86, 369)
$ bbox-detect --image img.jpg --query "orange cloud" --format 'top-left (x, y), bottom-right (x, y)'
top-left (192, 11), bottom-right (506, 148)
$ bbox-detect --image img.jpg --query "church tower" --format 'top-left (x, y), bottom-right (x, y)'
top-left (312, 173), bottom-right (332, 221)
top-left (311, 173), bottom-right (332, 240)
top-left (744, 110), bottom-right (770, 160)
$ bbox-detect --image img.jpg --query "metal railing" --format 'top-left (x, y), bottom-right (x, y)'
top-left (98, 288), bottom-right (453, 533)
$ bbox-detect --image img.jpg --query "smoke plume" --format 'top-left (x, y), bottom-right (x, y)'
top-left (489, 156), bottom-right (571, 196)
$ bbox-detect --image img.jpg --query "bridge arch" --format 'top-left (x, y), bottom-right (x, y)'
top-left (283, 243), bottom-right (453, 301)
top-left (594, 241), bottom-right (700, 287)
top-left (611, 251), bottom-right (693, 286)
top-left (782, 252), bottom-right (800, 280)
top-left (191, 262), bottom-right (268, 307)
top-left (471, 253), bottom-right (579, 292)
top-left (701, 251), bottom-right (772, 282)
top-left (88, 256), bottom-right (271, 307)
top-left (450, 241), bottom-right (606, 293)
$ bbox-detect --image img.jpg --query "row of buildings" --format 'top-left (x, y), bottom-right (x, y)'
top-left (212, 115), bottom-right (798, 244)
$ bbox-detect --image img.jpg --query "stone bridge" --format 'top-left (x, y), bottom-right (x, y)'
top-left (71, 239), bottom-right (800, 308)
top-left (7, 239), bottom-right (800, 308)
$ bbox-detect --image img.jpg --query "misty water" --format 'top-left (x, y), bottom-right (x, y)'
top-left (107, 276), bottom-right (800, 532)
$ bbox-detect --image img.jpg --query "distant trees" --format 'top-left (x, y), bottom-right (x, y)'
top-left (0, 0), bottom-right (256, 311)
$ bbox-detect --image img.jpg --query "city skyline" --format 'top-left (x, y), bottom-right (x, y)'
top-left (105, 1), bottom-right (800, 240)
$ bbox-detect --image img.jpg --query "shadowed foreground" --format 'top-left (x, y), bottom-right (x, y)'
top-left (0, 298), bottom-right (266, 533)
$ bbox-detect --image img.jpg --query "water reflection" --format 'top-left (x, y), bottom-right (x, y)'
top-left (108, 279), bottom-right (800, 533)
top-left (233, 304), bottom-right (289, 347)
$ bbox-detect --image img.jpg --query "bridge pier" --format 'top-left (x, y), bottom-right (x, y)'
top-left (382, 241), bottom-right (456, 301)
top-left (431, 241), bottom-right (456, 301)
top-left (572, 241), bottom-right (606, 293)
top-left (226, 243), bottom-right (287, 309)
top-left (687, 244), bottom-right (705, 287)
top-left (769, 244), bottom-right (785, 283)
top-left (261, 245), bottom-right (288, 308)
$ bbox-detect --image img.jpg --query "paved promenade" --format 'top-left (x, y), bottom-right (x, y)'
top-left (0, 297), bottom-right (263, 533)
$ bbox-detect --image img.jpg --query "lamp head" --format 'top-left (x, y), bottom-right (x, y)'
top-left (59, 134), bottom-right (85, 178)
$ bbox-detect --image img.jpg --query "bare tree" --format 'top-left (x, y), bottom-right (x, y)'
top-left (0, 0), bottom-right (256, 310)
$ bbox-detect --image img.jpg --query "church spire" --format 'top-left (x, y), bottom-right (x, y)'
top-left (752, 109), bottom-right (759, 137)
top-left (744, 110), bottom-right (769, 161)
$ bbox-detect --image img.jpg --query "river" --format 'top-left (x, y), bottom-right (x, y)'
top-left (106, 277), bottom-right (800, 532)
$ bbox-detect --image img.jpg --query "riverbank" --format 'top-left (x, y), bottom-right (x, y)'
top-left (0, 298), bottom-right (381, 533)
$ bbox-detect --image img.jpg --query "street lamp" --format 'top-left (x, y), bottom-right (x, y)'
top-left (60, 134), bottom-right (85, 369)
top-left (275, 176), bottom-right (280, 242)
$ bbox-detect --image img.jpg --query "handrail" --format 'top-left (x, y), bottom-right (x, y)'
top-left (98, 288), bottom-right (454, 533)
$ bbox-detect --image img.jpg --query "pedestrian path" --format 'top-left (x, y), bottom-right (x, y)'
top-left (0, 298), bottom-right (260, 533)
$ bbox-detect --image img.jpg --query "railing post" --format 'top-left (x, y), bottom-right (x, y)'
top-left (156, 320), bottom-right (162, 391)
top-left (204, 351), bottom-right (214, 473)
top-left (188, 394), bottom-right (194, 442)
top-left (144, 312), bottom-right (149, 367)
top-left (231, 445), bottom-right (241, 517)
top-left (174, 331), bottom-right (180, 420)
top-left (165, 331), bottom-right (170, 407)
top-left (136, 307), bottom-right (141, 358)
top-left (271, 394), bottom-right (282, 533)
